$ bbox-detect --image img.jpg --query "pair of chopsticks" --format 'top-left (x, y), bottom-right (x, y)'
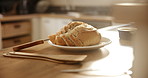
top-left (3, 52), bottom-right (87, 64)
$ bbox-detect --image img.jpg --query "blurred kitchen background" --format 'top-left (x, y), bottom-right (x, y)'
top-left (0, 0), bottom-right (148, 78)
top-left (0, 0), bottom-right (147, 15)
top-left (0, 0), bottom-right (147, 48)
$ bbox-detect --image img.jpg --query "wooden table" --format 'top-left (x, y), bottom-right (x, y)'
top-left (0, 30), bottom-right (133, 78)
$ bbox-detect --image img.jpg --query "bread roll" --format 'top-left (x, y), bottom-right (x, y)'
top-left (48, 21), bottom-right (101, 46)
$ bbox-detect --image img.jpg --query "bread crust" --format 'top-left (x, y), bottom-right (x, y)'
top-left (77, 30), bottom-right (101, 46)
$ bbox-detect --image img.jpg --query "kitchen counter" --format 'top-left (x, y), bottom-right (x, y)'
top-left (0, 29), bottom-right (133, 78)
top-left (0, 13), bottom-right (113, 22)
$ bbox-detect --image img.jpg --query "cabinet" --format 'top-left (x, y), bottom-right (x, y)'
top-left (39, 18), bottom-right (72, 39)
top-left (0, 23), bottom-right (2, 49)
top-left (3, 35), bottom-right (31, 48)
top-left (2, 21), bottom-right (31, 38)
top-left (1, 20), bottom-right (32, 48)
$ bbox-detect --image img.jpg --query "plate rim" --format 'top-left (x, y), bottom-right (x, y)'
top-left (48, 37), bottom-right (111, 49)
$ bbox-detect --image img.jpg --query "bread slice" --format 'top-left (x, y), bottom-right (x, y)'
top-left (61, 33), bottom-right (75, 46)
top-left (55, 35), bottom-right (66, 45)
top-left (48, 34), bottom-right (56, 44)
top-left (68, 32), bottom-right (83, 46)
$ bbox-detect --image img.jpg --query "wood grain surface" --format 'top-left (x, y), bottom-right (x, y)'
top-left (0, 42), bottom-right (108, 78)
top-left (0, 31), bottom-right (132, 78)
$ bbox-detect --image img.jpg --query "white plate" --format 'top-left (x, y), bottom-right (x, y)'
top-left (48, 37), bottom-right (111, 51)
